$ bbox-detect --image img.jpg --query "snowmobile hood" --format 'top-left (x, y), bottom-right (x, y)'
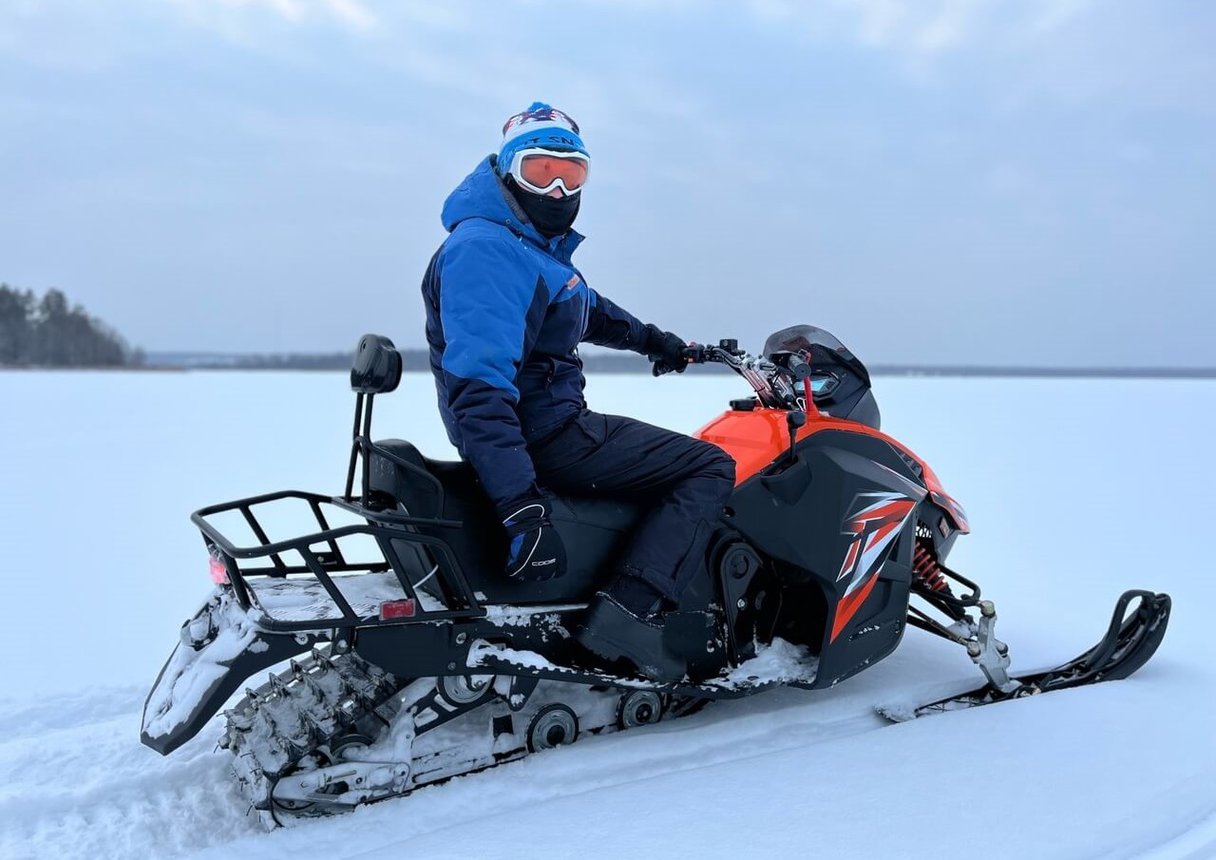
top-left (441, 156), bottom-right (584, 258)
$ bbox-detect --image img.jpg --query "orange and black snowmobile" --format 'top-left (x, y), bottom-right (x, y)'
top-left (140, 325), bottom-right (1170, 825)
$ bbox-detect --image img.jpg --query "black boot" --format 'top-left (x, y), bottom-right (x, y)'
top-left (576, 575), bottom-right (686, 682)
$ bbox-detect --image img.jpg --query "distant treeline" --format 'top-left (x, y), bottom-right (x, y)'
top-left (145, 349), bottom-right (1216, 379)
top-left (149, 349), bottom-right (659, 373)
top-left (0, 284), bottom-right (143, 368)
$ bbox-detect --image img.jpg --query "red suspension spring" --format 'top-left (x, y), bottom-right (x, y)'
top-left (913, 543), bottom-right (949, 592)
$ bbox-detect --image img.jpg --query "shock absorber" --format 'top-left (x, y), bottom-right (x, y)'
top-left (913, 541), bottom-right (949, 593)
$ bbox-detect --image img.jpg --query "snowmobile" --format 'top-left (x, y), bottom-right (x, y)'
top-left (140, 325), bottom-right (1171, 826)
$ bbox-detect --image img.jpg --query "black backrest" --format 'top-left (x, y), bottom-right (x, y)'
top-left (350, 334), bottom-right (403, 394)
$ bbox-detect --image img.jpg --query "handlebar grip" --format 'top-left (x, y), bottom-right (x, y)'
top-left (671, 341), bottom-right (735, 367)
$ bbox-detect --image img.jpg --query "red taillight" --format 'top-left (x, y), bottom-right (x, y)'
top-left (209, 554), bottom-right (230, 585)
top-left (380, 598), bottom-right (417, 620)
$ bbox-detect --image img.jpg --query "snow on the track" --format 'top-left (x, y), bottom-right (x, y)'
top-left (0, 370), bottom-right (1212, 859)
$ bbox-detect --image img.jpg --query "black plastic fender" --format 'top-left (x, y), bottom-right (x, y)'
top-left (140, 589), bottom-right (324, 755)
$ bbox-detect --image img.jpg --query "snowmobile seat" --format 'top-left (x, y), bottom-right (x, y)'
top-left (367, 440), bottom-right (649, 605)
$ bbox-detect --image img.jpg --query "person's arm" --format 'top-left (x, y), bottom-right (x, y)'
top-left (438, 235), bottom-right (548, 510)
top-left (582, 289), bottom-right (648, 353)
top-left (583, 288), bottom-right (689, 373)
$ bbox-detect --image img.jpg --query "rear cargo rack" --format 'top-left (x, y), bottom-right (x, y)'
top-left (192, 490), bottom-right (483, 633)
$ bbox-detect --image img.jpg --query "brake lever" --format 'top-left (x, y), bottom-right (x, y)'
top-left (657, 338), bottom-right (753, 379)
top-left (684, 340), bottom-right (744, 365)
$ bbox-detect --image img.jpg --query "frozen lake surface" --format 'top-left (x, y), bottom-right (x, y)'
top-left (0, 370), bottom-right (1213, 859)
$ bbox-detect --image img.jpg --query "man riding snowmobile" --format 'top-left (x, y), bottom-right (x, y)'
top-left (421, 102), bottom-right (736, 681)
top-left (136, 108), bottom-right (1172, 824)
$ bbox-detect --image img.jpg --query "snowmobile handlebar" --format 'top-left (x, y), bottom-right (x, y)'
top-left (684, 339), bottom-right (809, 410)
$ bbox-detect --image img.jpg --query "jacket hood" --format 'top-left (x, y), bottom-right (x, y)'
top-left (441, 156), bottom-right (583, 257)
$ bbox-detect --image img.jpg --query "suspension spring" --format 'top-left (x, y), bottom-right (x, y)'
top-left (913, 542), bottom-right (949, 593)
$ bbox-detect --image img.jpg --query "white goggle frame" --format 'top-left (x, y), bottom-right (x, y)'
top-left (505, 147), bottom-right (590, 196)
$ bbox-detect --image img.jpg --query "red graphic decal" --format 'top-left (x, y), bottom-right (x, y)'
top-left (831, 572), bottom-right (881, 642)
top-left (830, 492), bottom-right (916, 642)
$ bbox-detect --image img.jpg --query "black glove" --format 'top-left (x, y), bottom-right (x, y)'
top-left (500, 496), bottom-right (567, 582)
top-left (643, 324), bottom-right (689, 377)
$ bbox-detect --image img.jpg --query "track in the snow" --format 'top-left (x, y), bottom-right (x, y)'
top-left (0, 689), bottom-right (262, 860)
top-left (0, 667), bottom-right (897, 860)
top-left (3, 631), bottom-right (1206, 860)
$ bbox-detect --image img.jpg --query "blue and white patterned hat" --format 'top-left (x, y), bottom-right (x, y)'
top-left (497, 102), bottom-right (589, 177)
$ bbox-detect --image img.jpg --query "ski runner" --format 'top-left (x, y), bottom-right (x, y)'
top-left (421, 102), bottom-right (736, 680)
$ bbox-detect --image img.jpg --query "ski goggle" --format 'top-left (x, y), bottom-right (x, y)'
top-left (506, 148), bottom-right (590, 196)
top-left (502, 106), bottom-right (581, 137)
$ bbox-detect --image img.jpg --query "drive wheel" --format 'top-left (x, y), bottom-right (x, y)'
top-left (617, 690), bottom-right (664, 729)
top-left (330, 732), bottom-right (374, 761)
top-left (271, 794), bottom-right (316, 814)
top-left (439, 674), bottom-right (495, 707)
top-left (269, 749), bottom-right (335, 817)
top-left (527, 704), bottom-right (579, 752)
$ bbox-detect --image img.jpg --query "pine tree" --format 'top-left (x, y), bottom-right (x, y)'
top-left (0, 284), bottom-right (138, 367)
top-left (0, 284), bottom-right (35, 364)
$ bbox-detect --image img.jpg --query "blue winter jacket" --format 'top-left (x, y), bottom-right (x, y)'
top-left (422, 156), bottom-right (650, 511)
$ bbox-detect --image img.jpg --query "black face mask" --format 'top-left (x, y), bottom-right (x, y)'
top-left (508, 180), bottom-right (581, 238)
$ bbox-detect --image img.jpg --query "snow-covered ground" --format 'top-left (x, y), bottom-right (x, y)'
top-left (1, 370), bottom-right (1213, 860)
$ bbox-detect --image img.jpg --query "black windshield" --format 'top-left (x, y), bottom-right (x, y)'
top-left (762, 324), bottom-right (847, 357)
top-left (762, 324), bottom-right (879, 429)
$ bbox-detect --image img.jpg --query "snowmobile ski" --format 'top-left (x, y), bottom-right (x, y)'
top-left (879, 589), bottom-right (1171, 722)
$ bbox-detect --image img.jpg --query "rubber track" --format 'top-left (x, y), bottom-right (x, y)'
top-left (222, 647), bottom-right (402, 822)
top-left (220, 647), bottom-right (714, 827)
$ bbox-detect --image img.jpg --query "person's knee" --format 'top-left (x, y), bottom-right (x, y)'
top-left (713, 453), bottom-right (736, 494)
top-left (695, 443), bottom-right (736, 490)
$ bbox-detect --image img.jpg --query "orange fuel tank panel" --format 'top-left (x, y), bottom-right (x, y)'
top-left (695, 407), bottom-right (969, 533)
top-left (694, 408), bottom-right (830, 485)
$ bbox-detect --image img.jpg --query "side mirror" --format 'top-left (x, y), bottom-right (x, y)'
top-left (351, 334), bottom-right (402, 394)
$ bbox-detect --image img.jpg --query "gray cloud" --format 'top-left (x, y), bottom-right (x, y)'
top-left (1, 0), bottom-right (1212, 367)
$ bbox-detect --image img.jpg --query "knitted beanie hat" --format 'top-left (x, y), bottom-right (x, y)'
top-left (497, 102), bottom-right (589, 177)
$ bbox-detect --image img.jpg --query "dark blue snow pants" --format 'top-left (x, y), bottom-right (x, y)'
top-left (528, 410), bottom-right (737, 602)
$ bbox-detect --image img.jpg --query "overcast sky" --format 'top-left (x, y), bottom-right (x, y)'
top-left (1, 0), bottom-right (1213, 366)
